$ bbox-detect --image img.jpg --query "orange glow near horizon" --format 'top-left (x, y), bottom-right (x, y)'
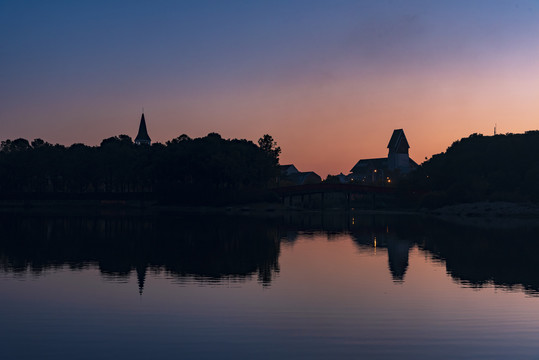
top-left (136, 55), bottom-right (538, 178)
top-left (4, 56), bottom-right (539, 179)
top-left (3, 3), bottom-right (539, 179)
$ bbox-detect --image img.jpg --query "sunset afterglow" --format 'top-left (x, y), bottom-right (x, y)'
top-left (2, 1), bottom-right (538, 176)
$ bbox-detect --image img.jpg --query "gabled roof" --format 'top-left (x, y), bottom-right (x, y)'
top-left (279, 164), bottom-right (299, 176)
top-left (387, 129), bottom-right (409, 152)
top-left (135, 113), bottom-right (151, 143)
top-left (350, 158), bottom-right (387, 173)
top-left (280, 164), bottom-right (297, 170)
top-left (287, 171), bottom-right (321, 185)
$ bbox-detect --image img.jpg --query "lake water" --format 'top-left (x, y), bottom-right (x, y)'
top-left (1, 211), bottom-right (539, 359)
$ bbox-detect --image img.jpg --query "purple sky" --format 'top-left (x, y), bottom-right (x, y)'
top-left (2, 0), bottom-right (538, 176)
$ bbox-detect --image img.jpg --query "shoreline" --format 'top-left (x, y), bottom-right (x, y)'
top-left (0, 198), bottom-right (421, 216)
top-left (427, 201), bottom-right (539, 218)
top-left (1, 199), bottom-right (539, 221)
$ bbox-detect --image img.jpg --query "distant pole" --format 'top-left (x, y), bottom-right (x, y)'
top-left (494, 123), bottom-right (497, 135)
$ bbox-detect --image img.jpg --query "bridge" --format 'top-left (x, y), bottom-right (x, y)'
top-left (274, 183), bottom-right (398, 210)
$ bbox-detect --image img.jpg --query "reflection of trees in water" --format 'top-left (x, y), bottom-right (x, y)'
top-left (281, 212), bottom-right (539, 295)
top-left (2, 212), bottom-right (539, 296)
top-left (346, 215), bottom-right (539, 295)
top-left (0, 214), bottom-right (281, 291)
top-left (417, 218), bottom-right (539, 296)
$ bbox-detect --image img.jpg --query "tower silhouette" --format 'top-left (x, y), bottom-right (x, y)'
top-left (135, 113), bottom-right (151, 145)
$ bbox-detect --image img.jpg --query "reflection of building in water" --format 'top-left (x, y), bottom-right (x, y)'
top-left (387, 238), bottom-right (410, 283)
top-left (350, 218), bottom-right (410, 283)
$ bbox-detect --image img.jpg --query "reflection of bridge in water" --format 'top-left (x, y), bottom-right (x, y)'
top-left (275, 183), bottom-right (398, 209)
top-left (3, 212), bottom-right (539, 296)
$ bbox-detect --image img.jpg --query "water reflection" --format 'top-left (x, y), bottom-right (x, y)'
top-left (418, 217), bottom-right (539, 295)
top-left (1, 212), bottom-right (539, 295)
top-left (0, 214), bottom-right (281, 291)
top-left (348, 215), bottom-right (414, 282)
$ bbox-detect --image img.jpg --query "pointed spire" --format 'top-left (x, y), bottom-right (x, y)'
top-left (136, 265), bottom-right (147, 296)
top-left (135, 113), bottom-right (151, 145)
top-left (387, 129), bottom-right (409, 155)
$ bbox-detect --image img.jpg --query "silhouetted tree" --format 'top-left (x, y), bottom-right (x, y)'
top-left (412, 131), bottom-right (539, 206)
top-left (0, 132), bottom-right (282, 204)
top-left (258, 134), bottom-right (281, 164)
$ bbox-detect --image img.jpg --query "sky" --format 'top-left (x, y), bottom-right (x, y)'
top-left (1, 0), bottom-right (539, 177)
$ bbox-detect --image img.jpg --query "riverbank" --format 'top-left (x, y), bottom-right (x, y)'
top-left (0, 198), bottom-right (418, 217)
top-left (2, 198), bottom-right (539, 222)
top-left (426, 201), bottom-right (539, 229)
top-left (429, 201), bottom-right (539, 217)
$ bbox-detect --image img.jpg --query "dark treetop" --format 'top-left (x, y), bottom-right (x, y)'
top-left (411, 131), bottom-right (539, 207)
top-left (0, 133), bottom-right (281, 205)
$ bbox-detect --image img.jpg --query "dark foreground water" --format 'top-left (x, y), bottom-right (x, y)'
top-left (1, 212), bottom-right (539, 359)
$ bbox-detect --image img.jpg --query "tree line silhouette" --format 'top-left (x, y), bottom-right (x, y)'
top-left (412, 131), bottom-right (539, 207)
top-left (0, 133), bottom-right (281, 204)
top-left (4, 129), bottom-right (539, 208)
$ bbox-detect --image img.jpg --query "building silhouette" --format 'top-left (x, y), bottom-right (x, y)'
top-left (350, 129), bottom-right (417, 184)
top-left (135, 113), bottom-right (151, 145)
top-left (387, 129), bottom-right (412, 173)
top-left (279, 164), bottom-right (322, 186)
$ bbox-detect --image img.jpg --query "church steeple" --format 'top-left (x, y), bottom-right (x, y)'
top-left (136, 264), bottom-right (147, 296)
top-left (135, 113), bottom-right (151, 145)
top-left (387, 129), bottom-right (411, 173)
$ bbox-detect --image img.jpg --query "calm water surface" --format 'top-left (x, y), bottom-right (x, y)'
top-left (1, 212), bottom-right (539, 359)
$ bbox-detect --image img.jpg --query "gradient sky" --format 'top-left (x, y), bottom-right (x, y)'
top-left (2, 0), bottom-right (539, 177)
